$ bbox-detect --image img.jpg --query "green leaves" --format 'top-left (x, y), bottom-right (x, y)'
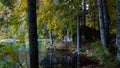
top-left (0, 0), bottom-right (23, 9)
top-left (36, 0), bottom-right (82, 39)
top-left (0, 0), bottom-right (28, 41)
top-left (0, 0), bottom-right (12, 7)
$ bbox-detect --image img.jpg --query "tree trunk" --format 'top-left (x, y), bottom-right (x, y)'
top-left (97, 0), bottom-right (108, 54)
top-left (82, 0), bottom-right (86, 26)
top-left (76, 16), bottom-right (81, 54)
top-left (116, 0), bottom-right (120, 61)
top-left (49, 30), bottom-right (53, 44)
top-left (93, 12), bottom-right (96, 29)
top-left (27, 0), bottom-right (39, 68)
top-left (102, 0), bottom-right (110, 48)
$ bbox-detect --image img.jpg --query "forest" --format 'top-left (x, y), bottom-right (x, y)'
top-left (0, 0), bottom-right (119, 68)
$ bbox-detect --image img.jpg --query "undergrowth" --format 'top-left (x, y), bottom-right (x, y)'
top-left (88, 40), bottom-right (120, 67)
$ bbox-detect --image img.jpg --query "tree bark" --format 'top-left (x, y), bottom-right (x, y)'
top-left (116, 0), bottom-right (120, 61)
top-left (49, 30), bottom-right (53, 44)
top-left (97, 0), bottom-right (108, 54)
top-left (82, 0), bottom-right (86, 26)
top-left (102, 0), bottom-right (110, 48)
top-left (27, 0), bottom-right (39, 68)
top-left (76, 16), bottom-right (81, 54)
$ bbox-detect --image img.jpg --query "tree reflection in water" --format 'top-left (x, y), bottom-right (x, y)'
top-left (40, 51), bottom-right (97, 68)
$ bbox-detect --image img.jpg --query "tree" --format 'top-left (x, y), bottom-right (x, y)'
top-left (76, 16), bottom-right (81, 54)
top-left (81, 0), bottom-right (86, 26)
top-left (49, 30), bottom-right (53, 44)
top-left (102, 0), bottom-right (110, 49)
top-left (27, 0), bottom-right (39, 68)
top-left (97, 0), bottom-right (108, 54)
top-left (116, 0), bottom-right (120, 61)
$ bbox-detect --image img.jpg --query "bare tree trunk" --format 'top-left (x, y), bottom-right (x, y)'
top-left (97, 0), bottom-right (108, 55)
top-left (49, 30), bottom-right (53, 44)
top-left (82, 0), bottom-right (86, 26)
top-left (93, 12), bottom-right (96, 29)
top-left (27, 0), bottom-right (39, 68)
top-left (102, 0), bottom-right (110, 48)
top-left (76, 16), bottom-right (81, 54)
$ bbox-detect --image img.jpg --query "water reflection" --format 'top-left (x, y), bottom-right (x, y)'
top-left (40, 51), bottom-right (82, 68)
top-left (77, 54), bottom-right (80, 68)
top-left (38, 41), bottom-right (96, 68)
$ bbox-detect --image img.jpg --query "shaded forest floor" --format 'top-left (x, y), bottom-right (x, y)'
top-left (80, 44), bottom-right (105, 68)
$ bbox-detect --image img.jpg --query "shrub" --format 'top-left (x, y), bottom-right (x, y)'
top-left (90, 40), bottom-right (108, 64)
top-left (0, 43), bottom-right (26, 68)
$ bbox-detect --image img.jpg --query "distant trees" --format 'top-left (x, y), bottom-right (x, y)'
top-left (27, 0), bottom-right (39, 68)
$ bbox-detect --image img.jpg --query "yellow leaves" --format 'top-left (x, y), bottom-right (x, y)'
top-left (37, 0), bottom-right (85, 39)
top-left (14, 0), bottom-right (27, 12)
top-left (41, 13), bottom-right (46, 19)
top-left (41, 11), bottom-right (52, 19)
